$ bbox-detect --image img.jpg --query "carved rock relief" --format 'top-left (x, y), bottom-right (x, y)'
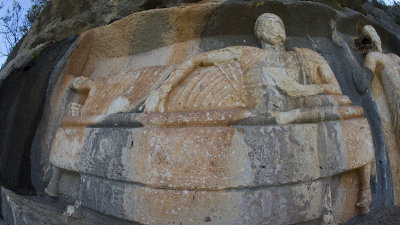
top-left (362, 25), bottom-right (400, 205)
top-left (45, 13), bottom-right (375, 224)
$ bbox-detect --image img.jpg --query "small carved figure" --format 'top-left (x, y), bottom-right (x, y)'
top-left (69, 103), bottom-right (82, 117)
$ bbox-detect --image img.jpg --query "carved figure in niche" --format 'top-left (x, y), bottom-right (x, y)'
top-left (362, 25), bottom-right (400, 204)
top-left (363, 26), bottom-right (400, 136)
top-left (46, 13), bottom-right (374, 224)
top-left (44, 66), bottom-right (174, 196)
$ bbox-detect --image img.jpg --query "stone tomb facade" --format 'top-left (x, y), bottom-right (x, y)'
top-left (45, 13), bottom-right (374, 224)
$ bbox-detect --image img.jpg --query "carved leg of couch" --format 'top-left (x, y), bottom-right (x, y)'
top-left (356, 162), bottom-right (372, 214)
top-left (45, 165), bottom-right (61, 197)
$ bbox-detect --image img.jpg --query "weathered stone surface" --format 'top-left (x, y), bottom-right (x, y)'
top-left (0, 37), bottom-right (76, 193)
top-left (362, 25), bottom-right (400, 205)
top-left (1, 187), bottom-right (62, 225)
top-left (41, 11), bottom-right (376, 224)
top-left (1, 1), bottom-right (400, 224)
top-left (1, 187), bottom-right (140, 225)
top-left (51, 119), bottom-right (372, 188)
top-left (79, 174), bottom-right (325, 224)
top-left (17, 0), bottom-right (202, 57)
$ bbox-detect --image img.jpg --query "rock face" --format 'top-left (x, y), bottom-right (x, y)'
top-left (0, 37), bottom-right (76, 193)
top-left (16, 0), bottom-right (201, 57)
top-left (0, 1), bottom-right (400, 224)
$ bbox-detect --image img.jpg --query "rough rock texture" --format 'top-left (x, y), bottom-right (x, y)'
top-left (0, 37), bottom-right (76, 194)
top-left (47, 40), bottom-right (374, 223)
top-left (11, 0), bottom-right (400, 59)
top-left (16, 0), bottom-right (202, 57)
top-left (341, 205), bottom-right (400, 225)
top-left (0, 0), bottom-right (400, 224)
top-left (365, 50), bottom-right (400, 205)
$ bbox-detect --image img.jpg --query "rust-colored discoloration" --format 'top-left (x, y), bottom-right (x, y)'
top-left (65, 31), bottom-right (95, 77)
top-left (336, 171), bottom-right (363, 223)
top-left (168, 6), bottom-right (209, 44)
top-left (64, 3), bottom-right (220, 80)
top-left (122, 185), bottom-right (239, 224)
top-left (80, 66), bottom-right (171, 115)
top-left (336, 106), bottom-right (365, 119)
top-left (341, 119), bottom-right (374, 169)
top-left (132, 126), bottom-right (241, 189)
top-left (46, 11), bottom-right (376, 224)
top-left (340, 118), bottom-right (374, 212)
top-left (166, 5), bottom-right (210, 65)
top-left (60, 115), bottom-right (106, 127)
top-left (50, 119), bottom-right (373, 190)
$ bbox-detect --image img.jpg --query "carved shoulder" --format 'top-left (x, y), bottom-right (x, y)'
top-left (293, 47), bottom-right (329, 64)
top-left (388, 53), bottom-right (400, 65)
top-left (365, 52), bottom-right (389, 73)
top-left (293, 47), bottom-right (342, 94)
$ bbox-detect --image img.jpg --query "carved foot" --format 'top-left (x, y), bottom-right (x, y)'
top-left (356, 188), bottom-right (372, 214)
top-left (45, 180), bottom-right (59, 197)
top-left (63, 200), bottom-right (84, 219)
top-left (44, 165), bottom-right (61, 197)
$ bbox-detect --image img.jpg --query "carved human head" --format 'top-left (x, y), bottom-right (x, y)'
top-left (255, 13), bottom-right (286, 46)
top-left (362, 25), bottom-right (382, 53)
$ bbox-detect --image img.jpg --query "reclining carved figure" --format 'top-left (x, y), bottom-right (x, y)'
top-left (143, 14), bottom-right (372, 213)
top-left (45, 13), bottom-right (374, 224)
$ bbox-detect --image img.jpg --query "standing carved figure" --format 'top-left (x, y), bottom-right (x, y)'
top-left (362, 25), bottom-right (400, 205)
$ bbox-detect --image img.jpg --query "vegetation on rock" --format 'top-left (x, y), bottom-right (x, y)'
top-left (0, 0), bottom-right (48, 59)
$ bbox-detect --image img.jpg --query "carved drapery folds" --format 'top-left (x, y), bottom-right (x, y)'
top-left (363, 25), bottom-right (400, 204)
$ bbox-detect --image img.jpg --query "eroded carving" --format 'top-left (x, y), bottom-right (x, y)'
top-left (363, 25), bottom-right (400, 204)
top-left (145, 14), bottom-right (346, 122)
top-left (46, 13), bottom-right (375, 224)
top-left (355, 25), bottom-right (383, 56)
top-left (142, 13), bottom-right (372, 214)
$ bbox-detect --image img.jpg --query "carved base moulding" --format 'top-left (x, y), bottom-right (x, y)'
top-left (50, 115), bottom-right (373, 224)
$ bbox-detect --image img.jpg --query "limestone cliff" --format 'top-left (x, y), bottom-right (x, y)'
top-left (1, 0), bottom-right (400, 224)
